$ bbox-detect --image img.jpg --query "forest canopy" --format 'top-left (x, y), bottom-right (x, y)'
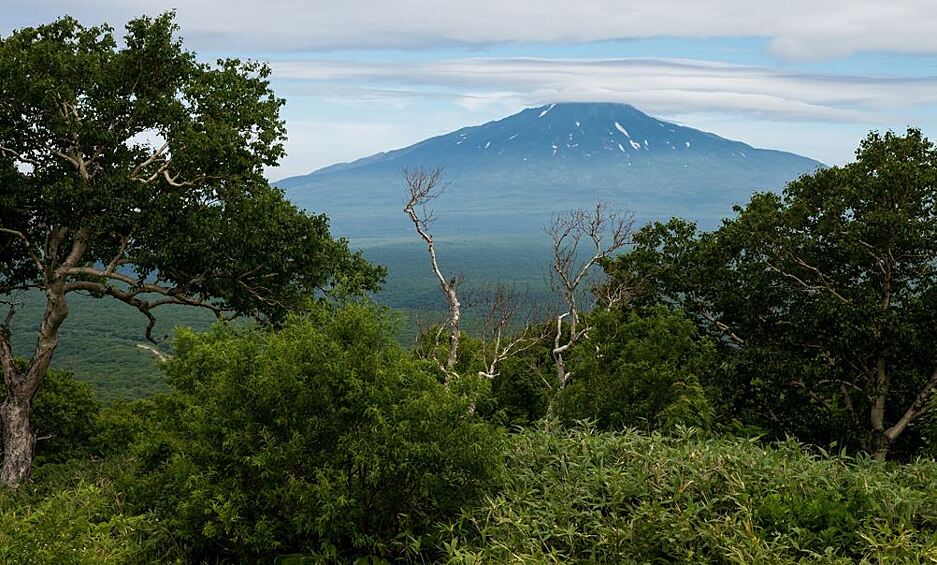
top-left (611, 129), bottom-right (937, 459)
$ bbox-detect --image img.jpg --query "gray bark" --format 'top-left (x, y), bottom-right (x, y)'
top-left (0, 279), bottom-right (69, 488)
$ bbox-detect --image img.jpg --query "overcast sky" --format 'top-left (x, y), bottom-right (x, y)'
top-left (4, 1), bottom-right (937, 178)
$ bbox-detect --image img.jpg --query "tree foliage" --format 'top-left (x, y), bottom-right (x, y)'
top-left (611, 129), bottom-right (937, 457)
top-left (489, 337), bottom-right (555, 426)
top-left (0, 12), bottom-right (382, 325)
top-left (0, 12), bottom-right (383, 486)
top-left (555, 307), bottom-right (715, 431)
top-left (126, 303), bottom-right (504, 561)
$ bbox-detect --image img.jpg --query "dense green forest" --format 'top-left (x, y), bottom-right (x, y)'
top-left (4, 12), bottom-right (937, 563)
top-left (6, 291), bottom-right (215, 402)
top-left (6, 237), bottom-right (553, 402)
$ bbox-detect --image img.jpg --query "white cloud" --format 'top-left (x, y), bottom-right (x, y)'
top-left (7, 3), bottom-right (935, 177)
top-left (4, 0), bottom-right (937, 61)
top-left (260, 56), bottom-right (937, 175)
top-left (268, 57), bottom-right (937, 122)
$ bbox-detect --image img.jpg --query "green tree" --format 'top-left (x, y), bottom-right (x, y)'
top-left (0, 14), bottom-right (383, 487)
top-left (612, 129), bottom-right (937, 458)
top-left (555, 307), bottom-right (715, 431)
top-left (489, 336), bottom-right (555, 426)
top-left (128, 303), bottom-right (504, 561)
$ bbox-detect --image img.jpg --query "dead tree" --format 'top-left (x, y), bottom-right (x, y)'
top-left (546, 202), bottom-right (633, 388)
top-left (403, 167), bottom-right (462, 379)
top-left (477, 284), bottom-right (547, 380)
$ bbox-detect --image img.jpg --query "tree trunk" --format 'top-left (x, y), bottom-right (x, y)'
top-left (871, 367), bottom-right (937, 462)
top-left (871, 433), bottom-right (891, 461)
top-left (0, 280), bottom-right (69, 488)
top-left (552, 309), bottom-right (575, 388)
top-left (0, 393), bottom-right (35, 488)
top-left (555, 354), bottom-right (568, 388)
top-left (445, 285), bottom-right (460, 374)
top-left (868, 358), bottom-right (890, 461)
top-left (869, 358), bottom-right (888, 432)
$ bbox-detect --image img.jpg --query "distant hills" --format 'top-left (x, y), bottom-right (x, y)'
top-left (277, 102), bottom-right (823, 238)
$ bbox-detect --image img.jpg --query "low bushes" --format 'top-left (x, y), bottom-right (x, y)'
top-left (0, 459), bottom-right (176, 564)
top-left (444, 424), bottom-right (937, 563)
top-left (6, 416), bottom-right (937, 562)
top-left (7, 303), bottom-right (937, 563)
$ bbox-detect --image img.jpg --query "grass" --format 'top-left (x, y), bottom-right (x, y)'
top-left (5, 423), bottom-right (937, 563)
top-left (0, 458), bottom-right (180, 564)
top-left (443, 423), bottom-right (937, 563)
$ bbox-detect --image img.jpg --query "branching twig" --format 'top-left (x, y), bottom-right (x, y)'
top-left (64, 273), bottom-right (232, 344)
top-left (0, 228), bottom-right (43, 273)
top-left (477, 284), bottom-right (547, 380)
top-left (546, 202), bottom-right (633, 387)
top-left (0, 143), bottom-right (40, 167)
top-left (403, 166), bottom-right (461, 380)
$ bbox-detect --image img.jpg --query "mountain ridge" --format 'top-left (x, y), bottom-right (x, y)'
top-left (277, 102), bottom-right (824, 238)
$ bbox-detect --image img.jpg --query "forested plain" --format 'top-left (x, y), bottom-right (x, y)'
top-left (4, 13), bottom-right (937, 564)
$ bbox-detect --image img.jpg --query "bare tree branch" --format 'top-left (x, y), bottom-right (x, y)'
top-left (698, 310), bottom-right (747, 347)
top-left (136, 343), bottom-right (170, 363)
top-left (104, 233), bottom-right (132, 275)
top-left (58, 227), bottom-right (90, 271)
top-left (0, 228), bottom-right (43, 273)
top-left (163, 169), bottom-right (207, 188)
top-left (0, 300), bottom-right (19, 387)
top-left (767, 255), bottom-right (852, 305)
top-left (129, 142), bottom-right (170, 180)
top-left (64, 277), bottom-right (231, 343)
top-left (884, 367), bottom-right (937, 445)
top-left (0, 144), bottom-right (40, 167)
top-left (546, 202), bottom-right (633, 387)
top-left (403, 166), bottom-right (462, 380)
top-left (477, 284), bottom-right (547, 380)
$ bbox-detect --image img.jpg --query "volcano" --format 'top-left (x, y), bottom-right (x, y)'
top-left (277, 102), bottom-right (823, 237)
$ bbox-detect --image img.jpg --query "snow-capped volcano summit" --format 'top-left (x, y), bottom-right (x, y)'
top-left (309, 102), bottom-right (784, 173)
top-left (278, 103), bottom-right (823, 237)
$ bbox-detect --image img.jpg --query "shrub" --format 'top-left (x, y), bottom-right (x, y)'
top-left (413, 325), bottom-right (555, 428)
top-left (0, 459), bottom-right (174, 564)
top-left (92, 398), bottom-right (160, 458)
top-left (443, 424), bottom-right (937, 563)
top-left (128, 302), bottom-right (505, 561)
top-left (487, 340), bottom-right (554, 426)
top-left (555, 307), bottom-right (715, 431)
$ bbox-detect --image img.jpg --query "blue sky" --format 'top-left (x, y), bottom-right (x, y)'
top-left (4, 1), bottom-right (937, 178)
